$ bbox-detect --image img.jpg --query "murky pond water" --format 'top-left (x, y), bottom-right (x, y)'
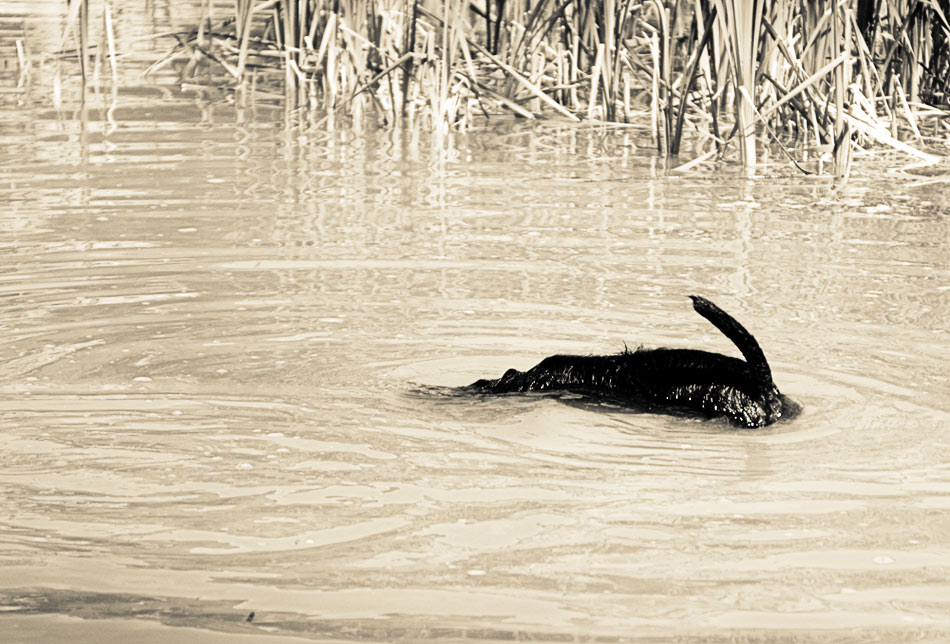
top-left (2, 4), bottom-right (950, 643)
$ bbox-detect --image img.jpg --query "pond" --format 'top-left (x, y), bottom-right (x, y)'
top-left (1, 4), bottom-right (950, 643)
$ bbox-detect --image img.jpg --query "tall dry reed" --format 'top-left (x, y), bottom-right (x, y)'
top-left (54, 0), bottom-right (948, 173)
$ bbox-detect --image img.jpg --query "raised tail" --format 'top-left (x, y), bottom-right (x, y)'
top-left (689, 295), bottom-right (774, 390)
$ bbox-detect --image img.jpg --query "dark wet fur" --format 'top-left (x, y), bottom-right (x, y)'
top-left (466, 296), bottom-right (797, 428)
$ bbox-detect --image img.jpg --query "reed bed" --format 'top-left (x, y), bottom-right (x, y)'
top-left (57, 0), bottom-right (949, 174)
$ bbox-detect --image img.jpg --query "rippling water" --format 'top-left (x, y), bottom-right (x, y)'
top-left (2, 5), bottom-right (950, 643)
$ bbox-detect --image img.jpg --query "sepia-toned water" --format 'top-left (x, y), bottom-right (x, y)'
top-left (2, 3), bottom-right (950, 643)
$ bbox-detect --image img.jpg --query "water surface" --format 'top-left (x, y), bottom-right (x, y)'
top-left (2, 4), bottom-right (950, 643)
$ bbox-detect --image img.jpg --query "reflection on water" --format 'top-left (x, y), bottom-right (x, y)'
top-left (2, 3), bottom-right (950, 643)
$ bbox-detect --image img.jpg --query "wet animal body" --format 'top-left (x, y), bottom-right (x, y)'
top-left (468, 296), bottom-right (795, 428)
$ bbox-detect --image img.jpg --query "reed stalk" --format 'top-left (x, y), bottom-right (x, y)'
top-left (832, 0), bottom-right (853, 180)
top-left (716, 0), bottom-right (764, 175)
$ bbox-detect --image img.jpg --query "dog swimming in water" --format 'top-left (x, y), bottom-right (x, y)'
top-left (467, 295), bottom-right (796, 428)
